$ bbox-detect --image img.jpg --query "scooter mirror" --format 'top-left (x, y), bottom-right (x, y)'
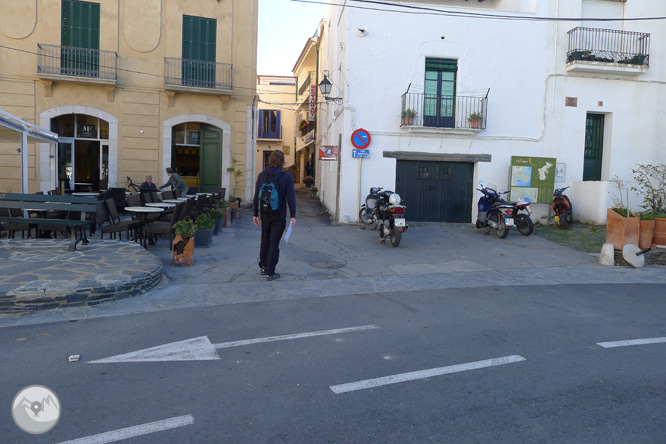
top-left (478, 180), bottom-right (483, 186)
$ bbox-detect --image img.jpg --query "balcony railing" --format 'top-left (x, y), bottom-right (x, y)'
top-left (164, 58), bottom-right (233, 91)
top-left (400, 92), bottom-right (488, 130)
top-left (37, 44), bottom-right (117, 81)
top-left (567, 27), bottom-right (650, 67)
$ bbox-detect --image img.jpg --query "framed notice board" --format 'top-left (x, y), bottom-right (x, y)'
top-left (508, 156), bottom-right (556, 204)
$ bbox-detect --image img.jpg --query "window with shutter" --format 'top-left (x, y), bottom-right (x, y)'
top-left (61, 0), bottom-right (100, 77)
top-left (258, 110), bottom-right (281, 139)
top-left (182, 15), bottom-right (217, 87)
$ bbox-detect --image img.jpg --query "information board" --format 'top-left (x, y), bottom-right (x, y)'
top-left (508, 156), bottom-right (556, 204)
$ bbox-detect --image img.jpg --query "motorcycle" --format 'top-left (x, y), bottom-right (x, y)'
top-left (359, 187), bottom-right (408, 247)
top-left (552, 186), bottom-right (573, 229)
top-left (475, 181), bottom-right (533, 238)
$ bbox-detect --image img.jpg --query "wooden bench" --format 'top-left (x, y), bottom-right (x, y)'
top-left (0, 193), bottom-right (97, 251)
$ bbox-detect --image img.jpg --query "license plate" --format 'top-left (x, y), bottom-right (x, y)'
top-left (394, 218), bottom-right (406, 227)
top-left (505, 218), bottom-right (514, 227)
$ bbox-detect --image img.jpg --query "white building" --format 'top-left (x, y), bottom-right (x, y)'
top-left (314, 0), bottom-right (665, 224)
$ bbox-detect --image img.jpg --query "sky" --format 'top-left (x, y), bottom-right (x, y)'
top-left (257, 0), bottom-right (328, 76)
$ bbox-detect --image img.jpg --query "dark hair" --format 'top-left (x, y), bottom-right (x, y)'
top-left (268, 151), bottom-right (285, 167)
top-left (166, 167), bottom-right (173, 174)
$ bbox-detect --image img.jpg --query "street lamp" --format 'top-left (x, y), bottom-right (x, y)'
top-left (318, 75), bottom-right (343, 104)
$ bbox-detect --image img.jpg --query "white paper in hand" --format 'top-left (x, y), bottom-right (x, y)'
top-left (284, 221), bottom-right (293, 243)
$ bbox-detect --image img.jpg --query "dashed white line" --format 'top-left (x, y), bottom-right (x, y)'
top-left (597, 337), bottom-right (666, 348)
top-left (330, 355), bottom-right (526, 394)
top-left (213, 325), bottom-right (379, 349)
top-left (56, 414), bottom-right (194, 444)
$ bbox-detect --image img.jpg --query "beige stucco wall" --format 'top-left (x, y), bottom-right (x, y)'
top-left (256, 76), bottom-right (296, 175)
top-left (0, 0), bottom-right (257, 198)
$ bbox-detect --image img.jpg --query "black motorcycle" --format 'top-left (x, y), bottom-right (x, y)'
top-left (359, 187), bottom-right (408, 247)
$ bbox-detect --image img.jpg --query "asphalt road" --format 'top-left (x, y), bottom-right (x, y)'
top-left (1, 283), bottom-right (665, 443)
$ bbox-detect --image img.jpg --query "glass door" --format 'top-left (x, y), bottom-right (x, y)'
top-left (423, 59), bottom-right (457, 128)
top-left (57, 139), bottom-right (74, 193)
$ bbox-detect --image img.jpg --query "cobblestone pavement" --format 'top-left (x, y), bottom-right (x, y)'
top-left (1, 188), bottom-right (664, 327)
top-left (0, 239), bottom-right (162, 313)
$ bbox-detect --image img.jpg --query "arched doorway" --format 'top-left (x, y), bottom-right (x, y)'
top-left (163, 114), bottom-right (231, 195)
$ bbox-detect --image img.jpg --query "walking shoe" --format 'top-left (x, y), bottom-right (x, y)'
top-left (260, 267), bottom-right (266, 275)
top-left (265, 273), bottom-right (280, 281)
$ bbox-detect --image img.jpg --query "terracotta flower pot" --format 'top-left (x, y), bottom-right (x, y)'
top-left (605, 208), bottom-right (640, 250)
top-left (222, 207), bottom-right (231, 227)
top-left (653, 217), bottom-right (666, 246)
top-left (172, 235), bottom-right (194, 266)
top-left (638, 220), bottom-right (655, 249)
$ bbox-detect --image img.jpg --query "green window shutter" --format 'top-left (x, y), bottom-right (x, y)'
top-left (61, 0), bottom-right (99, 49)
top-left (61, 0), bottom-right (72, 47)
top-left (182, 15), bottom-right (216, 87)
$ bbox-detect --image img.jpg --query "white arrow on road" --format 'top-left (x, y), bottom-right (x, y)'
top-left (88, 325), bottom-right (379, 363)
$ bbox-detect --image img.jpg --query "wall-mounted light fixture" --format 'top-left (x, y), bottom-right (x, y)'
top-left (318, 75), bottom-right (343, 104)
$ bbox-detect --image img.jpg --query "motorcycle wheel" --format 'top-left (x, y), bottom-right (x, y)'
top-left (565, 212), bottom-right (574, 225)
top-left (496, 217), bottom-right (509, 239)
top-left (559, 210), bottom-right (569, 229)
top-left (516, 214), bottom-right (534, 236)
top-left (359, 208), bottom-right (373, 225)
top-left (475, 219), bottom-right (483, 229)
top-left (390, 231), bottom-right (402, 247)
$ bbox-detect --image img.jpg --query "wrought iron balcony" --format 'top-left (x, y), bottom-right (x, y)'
top-left (400, 92), bottom-right (488, 131)
top-left (567, 27), bottom-right (650, 74)
top-left (164, 58), bottom-right (233, 93)
top-left (37, 44), bottom-right (117, 83)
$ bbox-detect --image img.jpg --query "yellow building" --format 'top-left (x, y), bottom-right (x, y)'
top-left (0, 0), bottom-right (258, 200)
top-left (255, 75), bottom-right (296, 176)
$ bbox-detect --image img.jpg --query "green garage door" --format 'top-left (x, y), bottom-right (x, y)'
top-left (396, 160), bottom-right (473, 222)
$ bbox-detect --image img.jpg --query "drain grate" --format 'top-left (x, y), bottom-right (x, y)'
top-left (309, 260), bottom-right (346, 269)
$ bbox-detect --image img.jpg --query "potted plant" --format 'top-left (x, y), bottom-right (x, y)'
top-left (638, 212), bottom-right (656, 249)
top-left (303, 175), bottom-right (315, 188)
top-left (468, 112), bottom-right (484, 129)
top-left (401, 108), bottom-right (417, 126)
top-left (309, 186), bottom-right (318, 198)
top-left (210, 201), bottom-right (226, 235)
top-left (606, 176), bottom-right (640, 250)
top-left (226, 158), bottom-right (243, 218)
top-left (173, 219), bottom-right (196, 266)
top-left (653, 212), bottom-right (666, 246)
top-left (194, 213), bottom-right (215, 247)
top-left (631, 163), bottom-right (666, 246)
top-left (299, 119), bottom-right (309, 131)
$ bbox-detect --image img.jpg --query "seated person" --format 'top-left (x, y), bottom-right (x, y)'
top-left (139, 175), bottom-right (158, 191)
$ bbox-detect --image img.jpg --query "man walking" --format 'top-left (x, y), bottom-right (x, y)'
top-left (159, 167), bottom-right (188, 197)
top-left (253, 151), bottom-right (296, 281)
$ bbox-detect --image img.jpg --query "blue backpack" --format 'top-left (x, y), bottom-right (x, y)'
top-left (259, 171), bottom-right (284, 214)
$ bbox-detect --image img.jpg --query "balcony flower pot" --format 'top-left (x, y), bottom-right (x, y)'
top-left (401, 108), bottom-right (417, 126)
top-left (172, 235), bottom-right (194, 266)
top-left (653, 217), bottom-right (666, 246)
top-left (468, 112), bottom-right (484, 129)
top-left (606, 208), bottom-right (640, 250)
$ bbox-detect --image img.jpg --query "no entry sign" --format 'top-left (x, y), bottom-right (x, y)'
top-left (351, 129), bottom-right (371, 149)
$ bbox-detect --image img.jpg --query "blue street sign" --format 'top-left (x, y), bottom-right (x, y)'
top-left (352, 149), bottom-right (369, 159)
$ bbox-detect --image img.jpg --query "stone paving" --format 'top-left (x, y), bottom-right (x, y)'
top-left (0, 239), bottom-right (162, 313)
top-left (1, 187), bottom-right (665, 327)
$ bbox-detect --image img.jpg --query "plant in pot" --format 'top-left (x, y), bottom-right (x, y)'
top-left (209, 202), bottom-right (226, 235)
top-left (173, 219), bottom-right (196, 266)
top-left (606, 175), bottom-right (640, 250)
top-left (299, 119), bottom-right (309, 131)
top-left (631, 163), bottom-right (666, 246)
top-left (309, 186), bottom-right (318, 198)
top-left (303, 175), bottom-right (315, 188)
top-left (401, 108), bottom-right (417, 126)
top-left (194, 213), bottom-right (215, 247)
top-left (226, 158), bottom-right (243, 219)
top-left (468, 112), bottom-right (484, 129)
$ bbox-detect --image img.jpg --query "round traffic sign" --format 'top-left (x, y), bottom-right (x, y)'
top-left (351, 128), bottom-right (371, 149)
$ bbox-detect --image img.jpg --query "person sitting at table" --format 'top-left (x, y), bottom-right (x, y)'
top-left (159, 168), bottom-right (189, 197)
top-left (140, 175), bottom-right (158, 191)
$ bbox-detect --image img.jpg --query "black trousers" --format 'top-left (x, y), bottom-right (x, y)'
top-left (259, 213), bottom-right (286, 276)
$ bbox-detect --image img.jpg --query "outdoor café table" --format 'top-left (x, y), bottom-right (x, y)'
top-left (145, 202), bottom-right (176, 208)
top-left (71, 192), bottom-right (99, 196)
top-left (124, 206), bottom-right (163, 248)
top-left (162, 199), bottom-right (181, 204)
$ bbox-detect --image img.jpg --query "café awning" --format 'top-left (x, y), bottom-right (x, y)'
top-left (0, 108), bottom-right (59, 193)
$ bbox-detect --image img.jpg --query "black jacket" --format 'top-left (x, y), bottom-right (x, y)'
top-left (253, 166), bottom-right (296, 218)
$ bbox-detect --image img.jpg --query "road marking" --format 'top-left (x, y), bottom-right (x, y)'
top-left (56, 414), bottom-right (194, 444)
top-left (213, 325), bottom-right (379, 349)
top-left (89, 325), bottom-right (379, 363)
top-left (597, 337), bottom-right (666, 348)
top-left (330, 355), bottom-right (526, 394)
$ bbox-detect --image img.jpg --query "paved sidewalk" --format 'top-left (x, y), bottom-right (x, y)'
top-left (1, 188), bottom-right (665, 327)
